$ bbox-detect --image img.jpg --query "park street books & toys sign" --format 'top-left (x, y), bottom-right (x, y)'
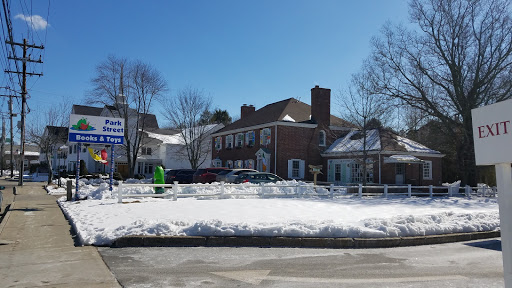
top-left (68, 114), bottom-right (125, 145)
top-left (68, 114), bottom-right (125, 197)
top-left (472, 99), bottom-right (512, 287)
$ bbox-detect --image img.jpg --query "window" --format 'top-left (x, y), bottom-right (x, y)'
top-left (213, 159), bottom-right (222, 167)
top-left (226, 160), bottom-right (233, 168)
top-left (423, 160), bottom-right (432, 180)
top-left (141, 147), bottom-right (152, 156)
top-left (245, 131), bottom-right (255, 147)
top-left (226, 135), bottom-right (233, 149)
top-left (215, 137), bottom-right (222, 151)
top-left (319, 130), bottom-right (326, 146)
top-left (244, 159), bottom-right (254, 169)
top-left (287, 159), bottom-right (305, 179)
top-left (235, 133), bottom-right (244, 148)
top-left (235, 160), bottom-right (243, 168)
top-left (350, 160), bottom-right (374, 183)
top-left (137, 162), bottom-right (154, 174)
top-left (260, 128), bottom-right (271, 146)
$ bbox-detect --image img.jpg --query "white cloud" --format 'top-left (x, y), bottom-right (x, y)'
top-left (14, 14), bottom-right (48, 31)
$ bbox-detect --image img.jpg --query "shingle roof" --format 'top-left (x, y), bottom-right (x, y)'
top-left (323, 129), bottom-right (441, 155)
top-left (218, 98), bottom-right (352, 133)
top-left (72, 105), bottom-right (103, 116)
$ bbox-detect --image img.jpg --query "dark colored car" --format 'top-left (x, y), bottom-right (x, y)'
top-left (165, 169), bottom-right (194, 184)
top-left (173, 169), bottom-right (196, 184)
top-left (216, 169), bottom-right (258, 183)
top-left (193, 167), bottom-right (227, 183)
top-left (233, 172), bottom-right (284, 184)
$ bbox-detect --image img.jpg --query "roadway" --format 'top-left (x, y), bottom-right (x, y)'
top-left (99, 238), bottom-right (504, 287)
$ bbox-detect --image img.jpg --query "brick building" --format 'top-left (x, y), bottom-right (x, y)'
top-left (210, 86), bottom-right (352, 181)
top-left (211, 85), bottom-right (444, 185)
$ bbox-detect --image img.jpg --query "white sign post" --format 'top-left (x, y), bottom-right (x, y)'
top-left (68, 114), bottom-right (125, 197)
top-left (472, 99), bottom-right (512, 287)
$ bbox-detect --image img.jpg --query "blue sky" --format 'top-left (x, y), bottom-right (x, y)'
top-left (2, 0), bottom-right (410, 129)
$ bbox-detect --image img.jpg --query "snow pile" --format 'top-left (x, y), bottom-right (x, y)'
top-left (55, 181), bottom-right (500, 246)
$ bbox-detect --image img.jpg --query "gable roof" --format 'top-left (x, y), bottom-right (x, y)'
top-left (218, 98), bottom-right (352, 133)
top-left (323, 129), bottom-right (442, 156)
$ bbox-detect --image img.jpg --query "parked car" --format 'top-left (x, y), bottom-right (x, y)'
top-left (173, 169), bottom-right (196, 184)
top-left (233, 172), bottom-right (284, 184)
top-left (165, 169), bottom-right (194, 184)
top-left (216, 169), bottom-right (258, 183)
top-left (193, 167), bottom-right (228, 183)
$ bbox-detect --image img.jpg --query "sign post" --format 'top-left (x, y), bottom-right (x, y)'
top-left (472, 99), bottom-right (512, 287)
top-left (68, 114), bottom-right (124, 197)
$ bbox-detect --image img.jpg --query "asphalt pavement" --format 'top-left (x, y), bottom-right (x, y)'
top-left (0, 178), bottom-right (120, 287)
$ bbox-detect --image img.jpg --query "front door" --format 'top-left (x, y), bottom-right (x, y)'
top-left (395, 163), bottom-right (405, 184)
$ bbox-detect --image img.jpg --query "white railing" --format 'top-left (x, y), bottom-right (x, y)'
top-left (116, 181), bottom-right (497, 203)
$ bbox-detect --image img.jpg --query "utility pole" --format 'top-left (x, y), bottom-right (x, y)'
top-left (0, 114), bottom-right (5, 176)
top-left (5, 38), bottom-right (44, 186)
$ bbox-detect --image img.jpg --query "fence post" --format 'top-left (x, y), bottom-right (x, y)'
top-left (384, 184), bottom-right (388, 198)
top-left (173, 181), bottom-right (178, 201)
top-left (220, 181), bottom-right (225, 197)
top-left (358, 184), bottom-right (362, 197)
top-left (465, 185), bottom-right (470, 197)
top-left (259, 183), bottom-right (265, 198)
top-left (429, 185), bottom-right (433, 198)
top-left (408, 184), bottom-right (412, 197)
top-left (330, 184), bottom-right (334, 198)
top-left (117, 182), bottom-right (123, 203)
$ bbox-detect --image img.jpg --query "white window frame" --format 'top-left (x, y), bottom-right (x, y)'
top-left (235, 133), bottom-right (244, 148)
top-left (215, 137), bottom-right (222, 151)
top-left (319, 130), bottom-right (326, 146)
top-left (423, 160), bottom-right (432, 180)
top-left (226, 135), bottom-right (233, 149)
top-left (245, 131), bottom-right (255, 147)
top-left (260, 128), bottom-right (271, 146)
top-left (213, 159), bottom-right (222, 167)
top-left (235, 160), bottom-right (243, 168)
top-left (226, 160), bottom-right (233, 168)
top-left (287, 159), bottom-right (305, 179)
top-left (244, 159), bottom-right (255, 169)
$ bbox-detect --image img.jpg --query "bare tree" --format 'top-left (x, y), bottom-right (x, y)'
top-left (162, 87), bottom-right (215, 169)
top-left (88, 55), bottom-right (167, 177)
top-left (337, 71), bottom-right (394, 185)
top-left (27, 101), bottom-right (70, 183)
top-left (364, 0), bottom-right (512, 185)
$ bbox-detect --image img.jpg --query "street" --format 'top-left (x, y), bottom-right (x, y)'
top-left (99, 238), bottom-right (504, 287)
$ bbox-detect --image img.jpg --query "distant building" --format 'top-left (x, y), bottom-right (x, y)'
top-left (211, 86), bottom-right (444, 185)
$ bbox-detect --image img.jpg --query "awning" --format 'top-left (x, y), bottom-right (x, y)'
top-left (384, 155), bottom-right (424, 164)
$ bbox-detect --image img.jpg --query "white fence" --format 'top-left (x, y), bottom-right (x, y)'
top-left (117, 181), bottom-right (497, 203)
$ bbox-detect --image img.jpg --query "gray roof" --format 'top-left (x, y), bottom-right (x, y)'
top-left (218, 98), bottom-right (352, 133)
top-left (72, 105), bottom-right (103, 116)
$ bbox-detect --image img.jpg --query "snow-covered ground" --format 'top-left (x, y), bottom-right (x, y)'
top-left (47, 179), bottom-right (500, 246)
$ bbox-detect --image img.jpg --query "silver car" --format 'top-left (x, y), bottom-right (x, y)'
top-left (216, 169), bottom-right (258, 183)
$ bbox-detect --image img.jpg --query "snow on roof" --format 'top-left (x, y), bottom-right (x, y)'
top-left (5, 151), bottom-right (40, 156)
top-left (324, 129), bottom-right (381, 153)
top-left (384, 155), bottom-right (424, 164)
top-left (282, 114), bottom-right (295, 122)
top-left (396, 136), bottom-right (440, 154)
top-left (145, 124), bottom-right (220, 145)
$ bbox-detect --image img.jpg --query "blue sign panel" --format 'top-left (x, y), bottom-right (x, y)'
top-left (68, 114), bottom-right (125, 144)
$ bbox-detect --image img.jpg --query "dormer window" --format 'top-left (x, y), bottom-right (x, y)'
top-left (141, 147), bottom-right (152, 155)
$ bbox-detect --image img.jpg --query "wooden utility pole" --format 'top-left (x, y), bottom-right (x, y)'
top-left (5, 38), bottom-right (43, 186)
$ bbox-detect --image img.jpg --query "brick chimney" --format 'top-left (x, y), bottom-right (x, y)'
top-left (311, 85), bottom-right (331, 126)
top-left (241, 104), bottom-right (256, 119)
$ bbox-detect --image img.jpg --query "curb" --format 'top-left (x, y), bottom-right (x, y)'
top-left (111, 230), bottom-right (501, 249)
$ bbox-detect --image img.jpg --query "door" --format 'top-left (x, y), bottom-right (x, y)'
top-left (395, 163), bottom-right (405, 184)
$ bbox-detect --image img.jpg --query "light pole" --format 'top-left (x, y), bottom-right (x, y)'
top-left (57, 147), bottom-right (62, 187)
